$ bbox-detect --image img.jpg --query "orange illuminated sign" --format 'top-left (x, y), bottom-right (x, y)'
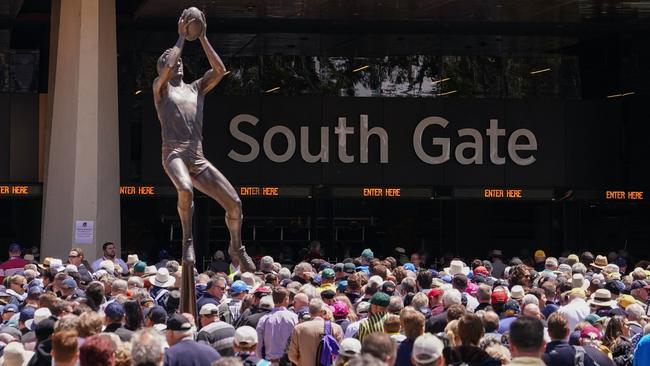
top-left (119, 186), bottom-right (156, 196)
top-left (362, 187), bottom-right (401, 197)
top-left (0, 185), bottom-right (30, 195)
top-left (484, 189), bottom-right (523, 199)
top-left (605, 190), bottom-right (644, 200)
top-left (239, 186), bottom-right (279, 196)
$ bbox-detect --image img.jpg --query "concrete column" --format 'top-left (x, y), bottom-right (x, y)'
top-left (41, 0), bottom-right (120, 260)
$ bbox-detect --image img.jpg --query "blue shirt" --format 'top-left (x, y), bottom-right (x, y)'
top-left (395, 338), bottom-right (415, 366)
top-left (164, 338), bottom-right (221, 366)
top-left (498, 317), bottom-right (516, 334)
top-left (634, 334), bottom-right (650, 366)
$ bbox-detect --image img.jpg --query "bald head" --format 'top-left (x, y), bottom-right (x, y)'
top-left (522, 303), bottom-right (542, 319)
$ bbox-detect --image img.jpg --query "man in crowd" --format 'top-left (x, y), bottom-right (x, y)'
top-left (197, 276), bottom-right (227, 311)
top-left (256, 286), bottom-right (297, 363)
top-left (358, 292), bottom-right (390, 342)
top-left (288, 298), bottom-right (343, 366)
top-left (508, 317), bottom-right (547, 366)
top-left (543, 312), bottom-right (596, 366)
top-left (196, 303), bottom-right (236, 356)
top-left (91, 242), bottom-right (128, 276)
top-left (0, 243), bottom-right (29, 278)
top-left (165, 313), bottom-right (221, 366)
top-left (102, 302), bottom-right (133, 342)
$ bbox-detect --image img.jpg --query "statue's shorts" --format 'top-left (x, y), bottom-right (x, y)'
top-left (162, 144), bottom-right (212, 177)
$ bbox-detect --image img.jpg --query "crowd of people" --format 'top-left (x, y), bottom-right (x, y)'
top-left (0, 241), bottom-right (648, 366)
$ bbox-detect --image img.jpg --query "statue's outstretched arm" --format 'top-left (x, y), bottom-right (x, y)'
top-left (197, 14), bottom-right (227, 95)
top-left (153, 13), bottom-right (191, 99)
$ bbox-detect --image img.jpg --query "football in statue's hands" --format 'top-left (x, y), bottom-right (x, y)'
top-left (183, 7), bottom-right (204, 41)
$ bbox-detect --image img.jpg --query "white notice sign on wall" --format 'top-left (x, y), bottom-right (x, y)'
top-left (75, 220), bottom-right (94, 244)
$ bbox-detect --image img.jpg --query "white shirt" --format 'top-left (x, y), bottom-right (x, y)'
top-left (558, 297), bottom-right (590, 332)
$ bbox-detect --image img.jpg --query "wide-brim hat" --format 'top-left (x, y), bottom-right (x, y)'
top-left (591, 255), bottom-right (608, 269)
top-left (588, 289), bottom-right (615, 307)
top-left (143, 265), bottom-right (157, 277)
top-left (572, 274), bottom-right (590, 291)
top-left (444, 260), bottom-right (470, 276)
top-left (127, 254), bottom-right (140, 265)
top-left (152, 268), bottom-right (176, 288)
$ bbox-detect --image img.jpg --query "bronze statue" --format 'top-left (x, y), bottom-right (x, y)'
top-left (153, 9), bottom-right (256, 314)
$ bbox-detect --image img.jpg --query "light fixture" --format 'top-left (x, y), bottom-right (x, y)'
top-left (431, 77), bottom-right (450, 85)
top-left (352, 65), bottom-right (369, 73)
top-left (607, 91), bottom-right (635, 99)
top-left (134, 90), bottom-right (142, 95)
top-left (530, 68), bottom-right (551, 75)
top-left (265, 86), bottom-right (280, 93)
top-left (437, 90), bottom-right (457, 96)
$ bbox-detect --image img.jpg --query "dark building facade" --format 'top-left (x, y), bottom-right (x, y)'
top-left (2, 1), bottom-right (650, 266)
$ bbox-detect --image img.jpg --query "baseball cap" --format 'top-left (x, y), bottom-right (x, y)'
top-left (504, 299), bottom-right (520, 314)
top-left (491, 288), bottom-right (508, 304)
top-left (412, 334), bottom-right (444, 364)
top-left (146, 306), bottom-right (168, 324)
top-left (428, 288), bottom-right (443, 299)
top-left (361, 249), bottom-right (374, 259)
top-left (534, 250), bottom-right (546, 258)
top-left (321, 268), bottom-right (335, 280)
top-left (618, 294), bottom-right (637, 309)
top-left (334, 263), bottom-right (345, 272)
top-left (357, 301), bottom-right (371, 315)
top-left (584, 314), bottom-right (602, 325)
top-left (230, 280), bottom-right (250, 294)
top-left (199, 303), bottom-right (220, 316)
top-left (166, 313), bottom-right (192, 331)
top-left (382, 281), bottom-right (396, 295)
top-left (259, 295), bottom-right (274, 310)
top-left (61, 278), bottom-right (77, 290)
top-left (343, 263), bottom-right (356, 274)
top-left (254, 286), bottom-right (272, 298)
top-left (404, 263), bottom-right (416, 272)
top-left (3, 304), bottom-right (18, 314)
top-left (105, 302), bottom-right (125, 321)
top-left (19, 307), bottom-right (35, 323)
top-left (339, 338), bottom-right (362, 358)
top-left (473, 266), bottom-right (489, 277)
top-left (630, 280), bottom-right (648, 291)
top-left (580, 326), bottom-right (602, 340)
top-left (331, 300), bottom-right (349, 318)
top-left (133, 261), bottom-right (147, 273)
top-left (234, 325), bottom-right (258, 347)
top-left (337, 280), bottom-right (348, 293)
top-left (370, 292), bottom-right (390, 307)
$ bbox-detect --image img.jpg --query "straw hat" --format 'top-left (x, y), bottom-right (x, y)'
top-left (588, 289), bottom-right (615, 307)
top-left (444, 260), bottom-right (470, 276)
top-left (572, 273), bottom-right (590, 291)
top-left (0, 342), bottom-right (34, 366)
top-left (591, 255), bottom-right (608, 270)
top-left (152, 268), bottom-right (176, 288)
top-left (143, 265), bottom-right (157, 277)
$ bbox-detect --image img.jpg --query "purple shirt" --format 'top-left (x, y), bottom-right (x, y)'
top-left (256, 307), bottom-right (298, 360)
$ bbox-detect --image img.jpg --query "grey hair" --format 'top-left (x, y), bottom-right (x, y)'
top-left (128, 276), bottom-right (144, 288)
top-left (442, 289), bottom-right (462, 308)
top-left (348, 353), bottom-right (387, 366)
top-left (411, 293), bottom-right (429, 310)
top-left (294, 262), bottom-right (313, 276)
top-left (131, 328), bottom-right (166, 366)
top-left (299, 284), bottom-right (319, 300)
top-left (112, 279), bottom-right (128, 294)
top-left (54, 314), bottom-right (80, 332)
top-left (572, 263), bottom-right (587, 275)
top-left (309, 298), bottom-right (325, 316)
top-left (278, 267), bottom-right (291, 281)
top-left (387, 296), bottom-right (404, 314)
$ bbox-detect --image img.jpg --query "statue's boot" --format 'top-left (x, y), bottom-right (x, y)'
top-left (229, 243), bottom-right (256, 273)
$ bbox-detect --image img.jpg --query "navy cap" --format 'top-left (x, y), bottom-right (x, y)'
top-left (28, 286), bottom-right (44, 296)
top-left (8, 243), bottom-right (21, 253)
top-left (146, 306), bottom-right (168, 324)
top-left (166, 313), bottom-right (192, 331)
top-left (61, 277), bottom-right (77, 289)
top-left (105, 302), bottom-right (125, 321)
top-left (19, 306), bottom-right (35, 323)
top-left (3, 304), bottom-right (18, 313)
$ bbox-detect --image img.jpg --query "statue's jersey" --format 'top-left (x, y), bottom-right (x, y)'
top-left (154, 80), bottom-right (211, 176)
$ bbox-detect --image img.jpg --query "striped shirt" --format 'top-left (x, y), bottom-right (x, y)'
top-left (197, 320), bottom-right (236, 356)
top-left (357, 311), bottom-right (388, 343)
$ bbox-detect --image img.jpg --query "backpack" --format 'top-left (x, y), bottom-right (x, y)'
top-left (316, 321), bottom-right (339, 366)
top-left (573, 345), bottom-right (585, 366)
